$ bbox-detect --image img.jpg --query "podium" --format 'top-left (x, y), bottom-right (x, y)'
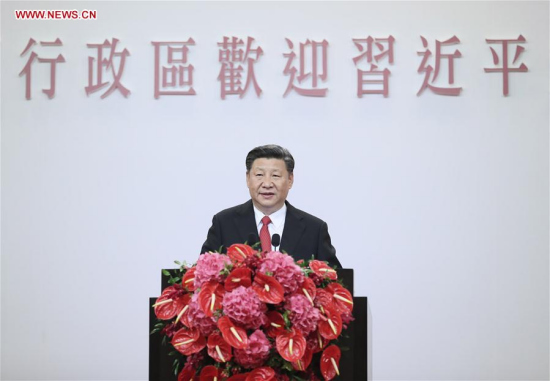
top-left (149, 269), bottom-right (367, 381)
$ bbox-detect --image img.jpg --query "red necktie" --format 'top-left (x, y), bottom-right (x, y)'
top-left (260, 216), bottom-right (272, 252)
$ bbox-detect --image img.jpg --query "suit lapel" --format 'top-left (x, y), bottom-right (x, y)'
top-left (234, 200), bottom-right (258, 244)
top-left (280, 201), bottom-right (305, 255)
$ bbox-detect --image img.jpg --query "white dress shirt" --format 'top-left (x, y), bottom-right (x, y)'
top-left (252, 203), bottom-right (287, 251)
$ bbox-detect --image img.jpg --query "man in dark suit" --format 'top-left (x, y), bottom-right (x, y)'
top-left (201, 145), bottom-right (341, 268)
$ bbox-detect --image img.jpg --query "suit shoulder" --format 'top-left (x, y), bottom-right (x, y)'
top-left (288, 204), bottom-right (326, 226)
top-left (213, 200), bottom-right (251, 219)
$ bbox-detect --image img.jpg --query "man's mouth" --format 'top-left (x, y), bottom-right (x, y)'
top-left (260, 192), bottom-right (275, 197)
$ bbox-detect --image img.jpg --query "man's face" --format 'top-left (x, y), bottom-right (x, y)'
top-left (246, 158), bottom-right (294, 215)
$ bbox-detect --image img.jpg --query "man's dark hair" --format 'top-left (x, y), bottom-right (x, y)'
top-left (246, 145), bottom-right (295, 174)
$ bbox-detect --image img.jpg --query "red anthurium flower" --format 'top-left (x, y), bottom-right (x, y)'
top-left (326, 283), bottom-right (353, 314)
top-left (308, 330), bottom-right (329, 353)
top-left (252, 272), bottom-right (284, 304)
top-left (320, 345), bottom-right (341, 381)
top-left (178, 367), bottom-right (196, 381)
top-left (318, 307), bottom-right (342, 340)
top-left (207, 332), bottom-right (233, 363)
top-left (227, 244), bottom-right (257, 263)
top-left (265, 311), bottom-right (286, 338)
top-left (276, 329), bottom-right (307, 362)
top-left (291, 347), bottom-right (313, 371)
top-left (309, 260), bottom-right (337, 280)
top-left (226, 374), bottom-right (249, 381)
top-left (172, 293), bottom-right (192, 325)
top-left (172, 327), bottom-right (206, 355)
top-left (225, 268), bottom-right (253, 292)
top-left (181, 267), bottom-right (197, 292)
top-left (199, 365), bottom-right (220, 381)
top-left (245, 367), bottom-right (276, 381)
top-left (154, 286), bottom-right (189, 320)
top-left (314, 288), bottom-right (335, 311)
top-left (217, 316), bottom-right (248, 349)
top-left (180, 299), bottom-right (198, 328)
top-left (198, 280), bottom-right (225, 317)
top-left (298, 277), bottom-right (317, 305)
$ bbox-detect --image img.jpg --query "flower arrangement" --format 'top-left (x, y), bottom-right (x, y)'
top-left (152, 244), bottom-right (353, 381)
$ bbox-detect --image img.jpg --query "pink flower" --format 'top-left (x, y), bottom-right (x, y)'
top-left (258, 251), bottom-right (304, 295)
top-left (233, 330), bottom-right (271, 369)
top-left (275, 374), bottom-right (290, 381)
top-left (194, 253), bottom-right (231, 288)
top-left (222, 286), bottom-right (267, 330)
top-left (285, 294), bottom-right (320, 335)
top-left (160, 321), bottom-right (184, 339)
top-left (308, 272), bottom-right (324, 287)
top-left (305, 370), bottom-right (321, 381)
top-left (183, 350), bottom-right (205, 372)
top-left (341, 310), bottom-right (355, 329)
top-left (244, 250), bottom-right (265, 269)
top-left (186, 293), bottom-right (217, 336)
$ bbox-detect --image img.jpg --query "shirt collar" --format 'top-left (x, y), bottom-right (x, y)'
top-left (253, 202), bottom-right (287, 230)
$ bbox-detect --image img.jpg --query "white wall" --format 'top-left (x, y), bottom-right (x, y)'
top-left (1, 1), bottom-right (548, 380)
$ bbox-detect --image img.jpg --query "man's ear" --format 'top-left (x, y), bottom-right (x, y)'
top-left (289, 172), bottom-right (294, 188)
top-left (246, 171), bottom-right (251, 188)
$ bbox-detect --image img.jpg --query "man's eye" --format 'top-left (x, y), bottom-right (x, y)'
top-left (256, 174), bottom-right (263, 177)
top-left (273, 175), bottom-right (280, 178)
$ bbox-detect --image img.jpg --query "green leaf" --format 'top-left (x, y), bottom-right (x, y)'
top-left (281, 360), bottom-right (294, 372)
top-left (173, 358), bottom-right (180, 376)
top-left (219, 262), bottom-right (234, 276)
top-left (162, 269), bottom-right (171, 276)
top-left (266, 354), bottom-right (283, 368)
top-left (174, 260), bottom-right (181, 265)
top-left (282, 310), bottom-right (291, 328)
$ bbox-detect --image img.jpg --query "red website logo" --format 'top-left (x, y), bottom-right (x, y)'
top-left (15, 10), bottom-right (97, 20)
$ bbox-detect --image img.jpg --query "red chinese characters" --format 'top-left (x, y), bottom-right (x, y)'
top-left (484, 35), bottom-right (528, 96)
top-left (417, 35), bottom-right (463, 96)
top-left (218, 36), bottom-right (263, 99)
top-left (85, 38), bottom-right (131, 98)
top-left (152, 38), bottom-right (196, 98)
top-left (18, 34), bottom-right (530, 99)
top-left (353, 36), bottom-right (395, 98)
top-left (19, 38), bottom-right (65, 100)
top-left (283, 38), bottom-right (329, 97)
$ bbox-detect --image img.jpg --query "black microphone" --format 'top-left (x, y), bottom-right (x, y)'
top-left (271, 234), bottom-right (281, 251)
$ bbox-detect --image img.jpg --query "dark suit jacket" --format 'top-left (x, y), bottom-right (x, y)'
top-left (201, 200), bottom-right (341, 268)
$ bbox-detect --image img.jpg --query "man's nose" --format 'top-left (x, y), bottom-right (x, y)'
top-left (262, 178), bottom-right (274, 187)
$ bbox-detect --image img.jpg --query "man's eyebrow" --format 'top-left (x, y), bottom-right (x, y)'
top-left (253, 167), bottom-right (281, 172)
